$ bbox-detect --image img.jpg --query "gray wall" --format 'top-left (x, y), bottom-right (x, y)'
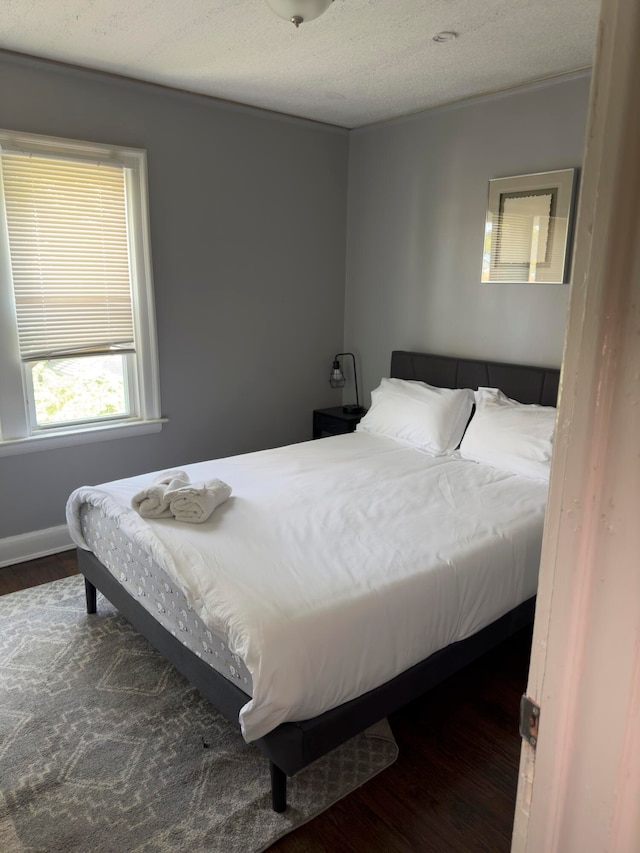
top-left (0, 52), bottom-right (349, 538)
top-left (0, 59), bottom-right (592, 542)
top-left (344, 73), bottom-right (592, 401)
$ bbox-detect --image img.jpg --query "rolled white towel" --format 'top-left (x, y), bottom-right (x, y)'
top-left (166, 478), bottom-right (232, 523)
top-left (131, 470), bottom-right (190, 518)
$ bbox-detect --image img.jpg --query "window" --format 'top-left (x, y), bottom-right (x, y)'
top-left (0, 130), bottom-right (162, 455)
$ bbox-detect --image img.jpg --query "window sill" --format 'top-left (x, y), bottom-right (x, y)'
top-left (0, 418), bottom-right (168, 457)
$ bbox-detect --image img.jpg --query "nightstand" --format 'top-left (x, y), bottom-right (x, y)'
top-left (313, 407), bottom-right (366, 439)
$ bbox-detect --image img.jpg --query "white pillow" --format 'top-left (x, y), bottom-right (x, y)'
top-left (459, 387), bottom-right (557, 480)
top-left (356, 377), bottom-right (474, 455)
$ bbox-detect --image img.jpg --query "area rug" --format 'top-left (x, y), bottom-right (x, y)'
top-left (0, 576), bottom-right (397, 852)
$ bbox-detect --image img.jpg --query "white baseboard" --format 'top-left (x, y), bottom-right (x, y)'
top-left (0, 525), bottom-right (74, 568)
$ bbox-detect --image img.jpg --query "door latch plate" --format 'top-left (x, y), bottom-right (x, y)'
top-left (519, 694), bottom-right (540, 748)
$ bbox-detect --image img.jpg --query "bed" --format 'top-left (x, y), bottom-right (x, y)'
top-left (66, 350), bottom-right (560, 812)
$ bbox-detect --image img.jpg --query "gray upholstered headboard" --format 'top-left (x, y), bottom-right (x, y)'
top-left (390, 351), bottom-right (560, 406)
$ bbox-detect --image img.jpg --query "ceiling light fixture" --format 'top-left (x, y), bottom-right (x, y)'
top-left (265, 0), bottom-right (334, 27)
top-left (432, 31), bottom-right (458, 43)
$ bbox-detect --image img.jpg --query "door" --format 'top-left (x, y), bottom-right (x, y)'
top-left (511, 1), bottom-right (640, 850)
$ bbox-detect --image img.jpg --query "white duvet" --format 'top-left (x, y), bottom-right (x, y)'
top-left (66, 432), bottom-right (548, 742)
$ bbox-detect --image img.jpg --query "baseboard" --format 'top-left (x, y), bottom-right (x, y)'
top-left (0, 525), bottom-right (74, 568)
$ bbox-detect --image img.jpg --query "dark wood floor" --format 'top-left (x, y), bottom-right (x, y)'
top-left (1, 552), bottom-right (529, 852)
top-left (0, 551), bottom-right (79, 596)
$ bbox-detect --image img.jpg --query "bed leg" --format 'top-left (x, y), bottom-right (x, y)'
top-left (84, 578), bottom-right (97, 614)
top-left (270, 761), bottom-right (287, 812)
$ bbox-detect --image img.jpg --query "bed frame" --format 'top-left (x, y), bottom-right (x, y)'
top-left (79, 350), bottom-right (560, 812)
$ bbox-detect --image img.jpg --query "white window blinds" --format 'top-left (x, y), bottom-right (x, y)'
top-left (1, 152), bottom-right (135, 361)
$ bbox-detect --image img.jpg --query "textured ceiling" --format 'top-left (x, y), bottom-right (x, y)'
top-left (0, 0), bottom-right (600, 128)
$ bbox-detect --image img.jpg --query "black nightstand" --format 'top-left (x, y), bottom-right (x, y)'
top-left (313, 407), bottom-right (366, 439)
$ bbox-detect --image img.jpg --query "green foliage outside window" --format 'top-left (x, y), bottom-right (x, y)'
top-left (31, 356), bottom-right (128, 426)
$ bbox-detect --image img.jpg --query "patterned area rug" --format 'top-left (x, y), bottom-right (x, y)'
top-left (0, 576), bottom-right (397, 852)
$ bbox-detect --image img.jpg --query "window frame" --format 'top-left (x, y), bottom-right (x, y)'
top-left (0, 129), bottom-right (163, 456)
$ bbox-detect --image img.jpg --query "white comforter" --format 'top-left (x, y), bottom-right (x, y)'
top-left (66, 432), bottom-right (548, 742)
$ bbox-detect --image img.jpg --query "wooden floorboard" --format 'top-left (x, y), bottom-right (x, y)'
top-left (0, 551), bottom-right (79, 596)
top-left (1, 552), bottom-right (529, 851)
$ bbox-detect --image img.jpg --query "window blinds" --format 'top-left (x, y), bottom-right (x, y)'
top-left (1, 152), bottom-right (135, 361)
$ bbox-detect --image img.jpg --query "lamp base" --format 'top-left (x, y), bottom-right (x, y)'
top-left (342, 405), bottom-right (366, 415)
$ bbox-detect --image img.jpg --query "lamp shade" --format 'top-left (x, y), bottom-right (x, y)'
top-left (265, 0), bottom-right (334, 26)
top-left (329, 360), bottom-right (345, 388)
